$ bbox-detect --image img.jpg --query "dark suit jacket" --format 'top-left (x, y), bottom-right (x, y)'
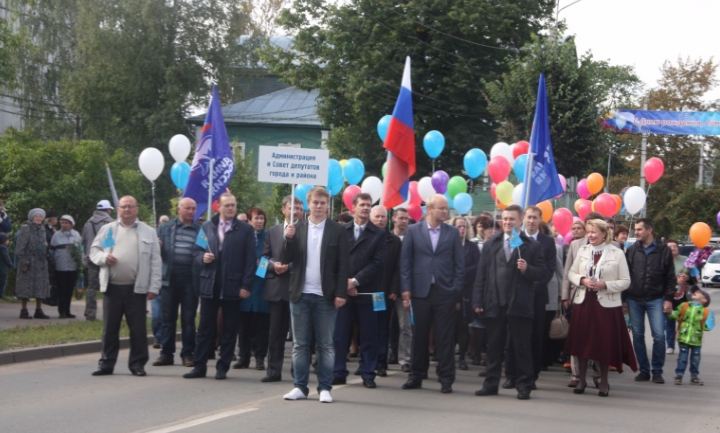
top-left (281, 218), bottom-right (350, 303)
top-left (530, 232), bottom-right (556, 305)
top-left (472, 232), bottom-right (546, 319)
top-left (344, 221), bottom-right (385, 300)
top-left (400, 222), bottom-right (464, 298)
top-left (263, 223), bottom-right (291, 302)
top-left (383, 233), bottom-right (402, 297)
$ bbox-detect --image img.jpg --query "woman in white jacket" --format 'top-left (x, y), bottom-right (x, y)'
top-left (567, 219), bottom-right (637, 397)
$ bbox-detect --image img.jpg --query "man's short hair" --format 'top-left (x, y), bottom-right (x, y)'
top-left (524, 205), bottom-right (542, 218)
top-left (394, 207), bottom-right (408, 215)
top-left (282, 195), bottom-right (302, 208)
top-left (219, 192), bottom-right (236, 203)
top-left (307, 186), bottom-right (329, 202)
top-left (353, 192), bottom-right (372, 205)
top-left (635, 218), bottom-right (653, 230)
top-left (504, 204), bottom-right (523, 217)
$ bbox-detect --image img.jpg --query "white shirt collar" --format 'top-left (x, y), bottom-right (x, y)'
top-left (309, 218), bottom-right (327, 229)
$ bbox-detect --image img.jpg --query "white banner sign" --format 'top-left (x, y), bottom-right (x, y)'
top-left (257, 145), bottom-right (329, 185)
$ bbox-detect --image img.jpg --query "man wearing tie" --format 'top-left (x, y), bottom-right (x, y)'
top-left (473, 204), bottom-right (546, 400)
top-left (400, 194), bottom-right (464, 394)
top-left (333, 193), bottom-right (385, 388)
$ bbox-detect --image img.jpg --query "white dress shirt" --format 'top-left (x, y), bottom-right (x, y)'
top-left (303, 218), bottom-right (326, 296)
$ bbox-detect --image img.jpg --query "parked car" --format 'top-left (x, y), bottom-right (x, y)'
top-left (700, 251), bottom-right (720, 288)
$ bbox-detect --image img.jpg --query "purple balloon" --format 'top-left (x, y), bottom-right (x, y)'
top-left (431, 170), bottom-right (450, 194)
top-left (716, 210), bottom-right (720, 227)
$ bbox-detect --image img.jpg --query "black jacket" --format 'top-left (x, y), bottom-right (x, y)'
top-left (344, 221), bottom-right (385, 300)
top-left (532, 232), bottom-right (557, 305)
top-left (472, 232), bottom-right (547, 319)
top-left (194, 215), bottom-right (255, 300)
top-left (625, 240), bottom-right (675, 301)
top-left (382, 233), bottom-right (402, 297)
top-left (462, 241), bottom-right (480, 301)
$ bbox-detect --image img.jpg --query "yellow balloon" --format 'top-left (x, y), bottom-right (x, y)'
top-left (537, 200), bottom-right (553, 223)
top-left (586, 172), bottom-right (604, 196)
top-left (496, 180), bottom-right (514, 206)
top-left (339, 159), bottom-right (348, 168)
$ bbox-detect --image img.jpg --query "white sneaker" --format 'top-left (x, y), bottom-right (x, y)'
top-left (283, 388), bottom-right (307, 400)
top-left (666, 348), bottom-right (674, 354)
top-left (318, 390), bottom-right (333, 403)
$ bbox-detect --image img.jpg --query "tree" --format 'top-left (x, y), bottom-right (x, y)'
top-left (484, 34), bottom-right (640, 178)
top-left (264, 0), bottom-right (555, 176)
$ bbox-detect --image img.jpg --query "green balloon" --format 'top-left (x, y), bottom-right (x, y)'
top-left (447, 175), bottom-right (467, 199)
top-left (382, 161), bottom-right (388, 179)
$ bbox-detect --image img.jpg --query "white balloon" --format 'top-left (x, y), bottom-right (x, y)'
top-left (168, 134), bottom-right (192, 162)
top-left (417, 176), bottom-right (436, 203)
top-left (512, 182), bottom-right (525, 206)
top-left (623, 186), bottom-right (647, 215)
top-left (138, 147), bottom-right (165, 181)
top-left (361, 176), bottom-right (383, 204)
top-left (490, 141), bottom-right (514, 166)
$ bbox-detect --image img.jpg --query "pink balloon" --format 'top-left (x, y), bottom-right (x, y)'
top-left (577, 178), bottom-right (591, 199)
top-left (552, 208), bottom-right (573, 236)
top-left (409, 181), bottom-right (421, 205)
top-left (487, 156), bottom-right (511, 184)
top-left (512, 140), bottom-right (529, 158)
top-left (577, 201), bottom-right (592, 221)
top-left (555, 234), bottom-right (564, 245)
top-left (563, 232), bottom-right (574, 245)
top-left (407, 203), bottom-right (422, 221)
top-left (593, 193), bottom-right (616, 218)
top-left (554, 174), bottom-right (567, 199)
top-left (644, 157), bottom-right (665, 184)
top-left (342, 185), bottom-right (362, 211)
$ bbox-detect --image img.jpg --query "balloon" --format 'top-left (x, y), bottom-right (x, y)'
top-left (343, 158), bottom-right (365, 185)
top-left (537, 200), bottom-right (553, 223)
top-left (423, 130), bottom-right (445, 159)
top-left (489, 183), bottom-right (497, 200)
top-left (327, 159), bottom-right (343, 189)
top-left (577, 178), bottom-right (590, 199)
top-left (612, 194), bottom-right (623, 214)
top-left (463, 148), bottom-right (488, 179)
top-left (138, 147), bottom-right (165, 181)
top-left (490, 142), bottom-right (514, 165)
top-left (360, 176), bottom-right (383, 204)
top-left (495, 199), bottom-right (507, 210)
top-left (381, 161), bottom-right (388, 179)
top-left (574, 199), bottom-right (587, 214)
top-left (170, 161), bottom-right (191, 190)
top-left (512, 154), bottom-right (528, 182)
top-left (558, 174), bottom-right (567, 192)
top-left (417, 176), bottom-right (436, 202)
top-left (168, 134), bottom-right (191, 162)
top-left (447, 176), bottom-right (467, 199)
top-left (563, 232), bottom-right (574, 245)
top-left (716, 210), bottom-right (720, 228)
top-left (552, 208), bottom-right (573, 236)
top-left (644, 157), bottom-right (665, 184)
top-left (342, 185), bottom-right (362, 210)
top-left (577, 200), bottom-right (592, 221)
top-left (328, 176), bottom-right (344, 197)
top-left (211, 200), bottom-right (220, 213)
top-left (377, 115), bottom-right (392, 142)
top-left (339, 159), bottom-right (348, 168)
top-left (294, 184), bottom-right (312, 207)
top-left (593, 193), bottom-right (616, 218)
top-left (407, 203), bottom-right (422, 221)
top-left (496, 180), bottom-right (514, 206)
top-left (512, 183), bottom-right (525, 206)
top-left (409, 181), bottom-right (421, 205)
top-left (689, 222), bottom-right (712, 249)
top-left (487, 156), bottom-right (511, 183)
top-left (453, 193), bottom-right (473, 214)
top-left (512, 140), bottom-right (529, 158)
top-left (586, 172), bottom-right (604, 195)
top-left (445, 192), bottom-right (454, 210)
top-left (623, 186), bottom-right (647, 215)
top-left (431, 170), bottom-right (450, 194)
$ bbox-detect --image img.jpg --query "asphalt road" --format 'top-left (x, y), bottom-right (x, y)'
top-left (2, 295), bottom-right (720, 433)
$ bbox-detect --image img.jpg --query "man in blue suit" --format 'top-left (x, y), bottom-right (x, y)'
top-left (400, 194), bottom-right (464, 394)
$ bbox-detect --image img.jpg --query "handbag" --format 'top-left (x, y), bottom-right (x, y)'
top-left (549, 308), bottom-right (569, 340)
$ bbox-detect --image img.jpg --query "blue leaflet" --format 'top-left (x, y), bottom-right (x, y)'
top-left (372, 292), bottom-right (386, 312)
top-left (101, 227), bottom-right (115, 250)
top-left (256, 256), bottom-right (269, 278)
top-left (509, 228), bottom-right (524, 250)
top-left (195, 229), bottom-right (208, 250)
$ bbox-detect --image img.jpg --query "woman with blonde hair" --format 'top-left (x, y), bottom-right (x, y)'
top-left (451, 216), bottom-right (478, 370)
top-left (567, 219), bottom-right (637, 397)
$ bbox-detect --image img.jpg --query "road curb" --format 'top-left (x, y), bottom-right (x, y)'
top-left (0, 338), bottom-right (130, 366)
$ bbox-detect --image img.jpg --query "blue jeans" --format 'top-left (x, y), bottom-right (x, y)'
top-left (675, 344), bottom-right (701, 377)
top-left (290, 294), bottom-right (337, 394)
top-left (665, 317), bottom-right (676, 350)
top-left (627, 297), bottom-right (666, 375)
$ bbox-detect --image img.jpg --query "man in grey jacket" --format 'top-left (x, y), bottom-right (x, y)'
top-left (89, 196), bottom-right (161, 377)
top-left (81, 199), bottom-right (114, 321)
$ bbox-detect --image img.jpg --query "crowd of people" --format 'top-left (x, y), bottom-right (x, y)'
top-left (2, 187), bottom-right (715, 403)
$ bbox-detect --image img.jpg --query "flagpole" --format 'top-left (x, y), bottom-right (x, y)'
top-left (290, 183), bottom-right (295, 226)
top-left (207, 158), bottom-right (214, 220)
top-left (105, 162), bottom-right (120, 209)
top-left (523, 150), bottom-right (535, 209)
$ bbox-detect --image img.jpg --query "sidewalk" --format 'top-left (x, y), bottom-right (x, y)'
top-left (0, 298), bottom-right (104, 330)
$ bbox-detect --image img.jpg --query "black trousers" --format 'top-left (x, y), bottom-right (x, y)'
top-left (55, 270), bottom-right (77, 316)
top-left (484, 310), bottom-right (533, 393)
top-left (266, 300), bottom-right (290, 377)
top-left (410, 286), bottom-right (456, 385)
top-left (98, 284), bottom-right (148, 371)
top-left (237, 311), bottom-right (270, 361)
top-left (531, 295), bottom-right (547, 379)
top-left (194, 297), bottom-right (241, 373)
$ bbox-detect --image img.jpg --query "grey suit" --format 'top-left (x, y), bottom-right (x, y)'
top-left (262, 223), bottom-right (292, 379)
top-left (400, 222), bottom-right (464, 386)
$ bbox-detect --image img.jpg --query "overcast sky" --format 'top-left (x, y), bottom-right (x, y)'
top-left (562, 0), bottom-right (719, 99)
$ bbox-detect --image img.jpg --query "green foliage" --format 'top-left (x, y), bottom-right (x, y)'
top-left (652, 186), bottom-right (720, 240)
top-left (264, 0), bottom-right (555, 176)
top-left (0, 18), bottom-right (20, 87)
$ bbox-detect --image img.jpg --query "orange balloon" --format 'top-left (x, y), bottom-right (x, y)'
top-left (574, 199), bottom-right (585, 213)
top-left (689, 222), bottom-right (712, 248)
top-left (496, 199), bottom-right (507, 210)
top-left (612, 194), bottom-right (622, 214)
top-left (537, 200), bottom-right (553, 223)
top-left (586, 172), bottom-right (604, 196)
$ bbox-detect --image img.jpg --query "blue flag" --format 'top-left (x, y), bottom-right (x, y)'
top-left (102, 227), bottom-right (115, 250)
top-left (509, 228), bottom-right (523, 250)
top-left (195, 229), bottom-right (209, 250)
top-left (524, 74), bottom-right (563, 206)
top-left (184, 86), bottom-right (236, 220)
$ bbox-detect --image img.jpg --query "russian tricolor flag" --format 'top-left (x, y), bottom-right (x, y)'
top-left (382, 57), bottom-right (416, 209)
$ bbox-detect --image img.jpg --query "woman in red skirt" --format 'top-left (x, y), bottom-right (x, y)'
top-left (567, 219), bottom-right (637, 396)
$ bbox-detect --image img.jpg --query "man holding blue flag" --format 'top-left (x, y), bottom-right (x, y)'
top-left (473, 204), bottom-right (546, 400)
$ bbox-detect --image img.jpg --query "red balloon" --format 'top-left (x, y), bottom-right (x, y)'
top-left (407, 203), bottom-right (422, 221)
top-left (409, 180), bottom-right (422, 205)
top-left (512, 140), bottom-right (529, 158)
top-left (593, 193), bottom-right (616, 218)
top-left (211, 200), bottom-right (220, 213)
top-left (487, 156), bottom-right (511, 184)
top-left (552, 208), bottom-right (573, 236)
top-left (342, 185), bottom-right (362, 211)
top-left (577, 201), bottom-right (592, 221)
top-left (644, 157), bottom-right (665, 184)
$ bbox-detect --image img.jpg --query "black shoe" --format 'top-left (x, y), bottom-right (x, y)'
top-left (402, 379), bottom-right (422, 390)
top-left (353, 368), bottom-right (361, 376)
top-left (208, 351), bottom-right (216, 360)
top-left (458, 359), bottom-right (468, 371)
top-left (501, 379), bottom-right (516, 389)
top-left (33, 309), bottom-right (50, 319)
top-left (635, 372), bottom-right (651, 382)
top-left (441, 383), bottom-right (453, 394)
top-left (332, 377), bottom-right (347, 385)
top-left (573, 380), bottom-right (587, 394)
top-left (181, 357), bottom-right (195, 367)
top-left (474, 386), bottom-right (498, 396)
top-left (129, 367), bottom-right (147, 377)
top-left (152, 343), bottom-right (162, 349)
top-left (388, 355), bottom-right (398, 365)
top-left (598, 383), bottom-right (610, 397)
top-left (19, 308), bottom-right (31, 319)
top-left (232, 359), bottom-right (249, 369)
top-left (363, 378), bottom-right (377, 388)
top-left (215, 370), bottom-right (227, 380)
top-left (261, 375), bottom-right (282, 383)
top-left (517, 391), bottom-right (531, 400)
top-left (152, 355), bottom-right (173, 366)
top-left (652, 374), bottom-right (665, 384)
top-left (183, 368), bottom-right (207, 379)
top-left (531, 382), bottom-right (537, 390)
top-left (376, 368), bottom-right (388, 377)
top-left (91, 368), bottom-right (113, 376)
top-left (400, 364), bottom-right (411, 373)
top-left (255, 359), bottom-right (265, 371)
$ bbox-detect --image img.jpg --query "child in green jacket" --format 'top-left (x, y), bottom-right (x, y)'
top-left (668, 289), bottom-right (714, 385)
